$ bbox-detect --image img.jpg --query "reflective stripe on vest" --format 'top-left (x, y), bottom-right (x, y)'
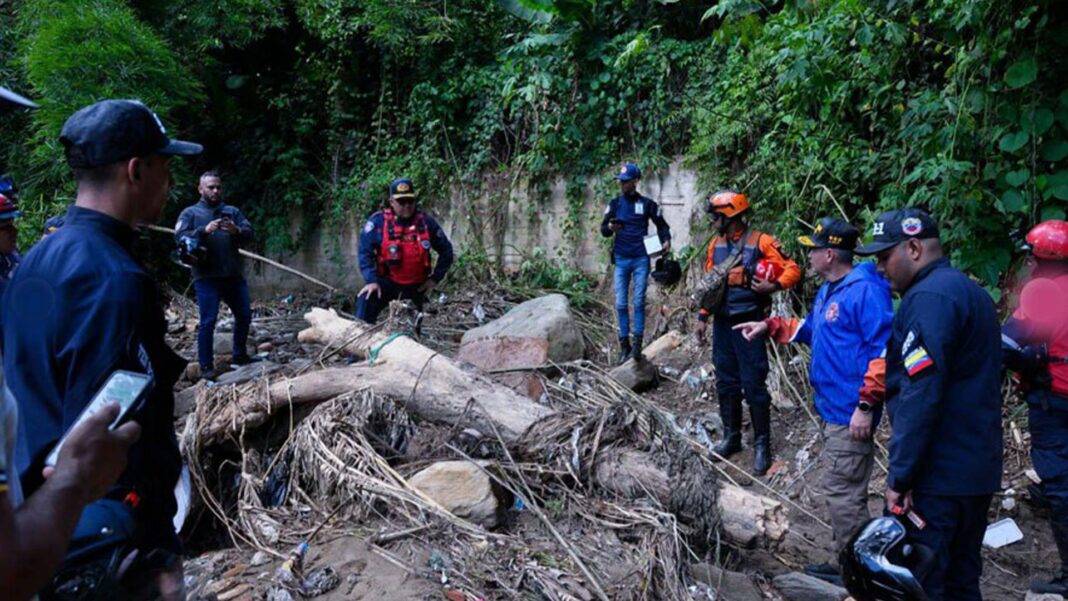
top-left (376, 210), bottom-right (432, 285)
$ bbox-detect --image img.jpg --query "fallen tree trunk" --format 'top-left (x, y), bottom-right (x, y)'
top-left (197, 308), bottom-right (788, 547)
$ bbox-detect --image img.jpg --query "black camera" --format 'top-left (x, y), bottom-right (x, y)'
top-left (174, 236), bottom-right (207, 267)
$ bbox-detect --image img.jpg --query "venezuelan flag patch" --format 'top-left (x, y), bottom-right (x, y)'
top-left (904, 346), bottom-right (934, 377)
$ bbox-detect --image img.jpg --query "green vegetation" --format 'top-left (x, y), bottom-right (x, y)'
top-left (1, 0), bottom-right (1065, 290)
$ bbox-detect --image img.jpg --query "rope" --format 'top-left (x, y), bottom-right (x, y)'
top-left (366, 332), bottom-right (410, 364)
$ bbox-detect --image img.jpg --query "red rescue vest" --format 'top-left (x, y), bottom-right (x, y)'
top-left (376, 209), bottom-right (432, 285)
top-left (1017, 275), bottom-right (1068, 396)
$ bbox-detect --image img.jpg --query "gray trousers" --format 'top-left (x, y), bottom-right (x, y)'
top-left (821, 423), bottom-right (875, 553)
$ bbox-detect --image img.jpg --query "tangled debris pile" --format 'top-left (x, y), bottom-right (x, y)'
top-left (168, 284), bottom-right (1045, 601)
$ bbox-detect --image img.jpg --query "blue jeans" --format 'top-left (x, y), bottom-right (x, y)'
top-left (613, 255), bottom-right (651, 340)
top-left (195, 277), bottom-right (252, 370)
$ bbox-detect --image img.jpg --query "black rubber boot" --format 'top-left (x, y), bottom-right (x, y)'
top-left (751, 403), bottom-right (772, 476)
top-left (631, 335), bottom-right (643, 362)
top-left (712, 396), bottom-right (743, 458)
top-left (618, 337), bottom-right (632, 365)
top-left (1031, 518), bottom-right (1068, 594)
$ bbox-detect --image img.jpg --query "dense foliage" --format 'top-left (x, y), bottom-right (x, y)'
top-left (0, 0), bottom-right (1065, 291)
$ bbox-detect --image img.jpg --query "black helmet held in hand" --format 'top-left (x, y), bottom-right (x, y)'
top-left (651, 255), bottom-right (682, 287)
top-left (840, 517), bottom-right (933, 601)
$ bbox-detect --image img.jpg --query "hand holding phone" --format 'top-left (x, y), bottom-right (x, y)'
top-left (46, 404), bottom-right (142, 502)
top-left (46, 371), bottom-right (153, 468)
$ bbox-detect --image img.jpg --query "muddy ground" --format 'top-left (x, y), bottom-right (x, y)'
top-left (167, 282), bottom-right (1054, 600)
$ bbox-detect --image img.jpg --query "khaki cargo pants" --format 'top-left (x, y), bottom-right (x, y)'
top-left (821, 423), bottom-right (875, 553)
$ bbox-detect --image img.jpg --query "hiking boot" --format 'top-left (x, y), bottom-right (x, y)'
top-left (804, 564), bottom-right (843, 587)
top-left (631, 335), bottom-right (643, 362)
top-left (712, 396), bottom-right (743, 459)
top-left (751, 403), bottom-right (772, 476)
top-left (230, 354), bottom-right (262, 368)
top-left (618, 337), bottom-right (632, 365)
top-left (200, 369), bottom-right (219, 382)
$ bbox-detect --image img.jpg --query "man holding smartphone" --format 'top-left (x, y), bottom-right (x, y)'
top-left (175, 171), bottom-right (257, 381)
top-left (3, 99), bottom-right (200, 599)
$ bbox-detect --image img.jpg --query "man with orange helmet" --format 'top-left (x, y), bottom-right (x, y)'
top-left (1003, 219), bottom-right (1068, 595)
top-left (693, 190), bottom-right (801, 476)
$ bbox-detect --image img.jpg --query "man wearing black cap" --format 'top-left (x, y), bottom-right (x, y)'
top-left (600, 162), bottom-right (671, 364)
top-left (2, 99), bottom-right (201, 599)
top-left (175, 170), bottom-right (257, 381)
top-left (356, 177), bottom-right (454, 324)
top-left (854, 208), bottom-right (1001, 600)
top-left (735, 217), bottom-right (893, 583)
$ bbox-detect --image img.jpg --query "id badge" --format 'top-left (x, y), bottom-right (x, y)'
top-left (634, 202), bottom-right (644, 216)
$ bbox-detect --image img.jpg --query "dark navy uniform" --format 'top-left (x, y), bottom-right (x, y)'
top-left (175, 198), bottom-right (255, 371)
top-left (883, 256), bottom-right (1002, 600)
top-left (356, 208), bottom-right (453, 324)
top-left (3, 206), bottom-right (187, 552)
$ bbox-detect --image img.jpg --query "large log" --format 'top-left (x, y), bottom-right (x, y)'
top-left (197, 308), bottom-right (788, 546)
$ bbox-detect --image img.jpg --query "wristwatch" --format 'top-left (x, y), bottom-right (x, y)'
top-left (858, 400), bottom-right (874, 414)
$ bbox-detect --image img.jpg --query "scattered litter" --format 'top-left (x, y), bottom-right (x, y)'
top-left (302, 566), bottom-right (341, 597)
top-left (429, 549), bottom-right (449, 584)
top-left (266, 587), bottom-right (296, 601)
top-left (250, 551), bottom-right (271, 567)
top-left (660, 365), bottom-right (680, 377)
top-left (766, 460), bottom-right (787, 477)
top-left (514, 497), bottom-right (526, 512)
top-left (983, 518), bottom-right (1024, 548)
top-left (473, 303), bottom-right (486, 323)
top-left (1001, 496), bottom-right (1017, 511)
top-left (275, 542), bottom-right (309, 586)
top-left (1026, 469), bottom-right (1042, 485)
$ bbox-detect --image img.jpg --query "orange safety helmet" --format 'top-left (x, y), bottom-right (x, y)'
top-left (706, 190), bottom-right (750, 218)
top-left (1026, 220), bottom-right (1068, 261)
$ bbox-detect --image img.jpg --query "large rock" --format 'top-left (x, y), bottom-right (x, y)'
top-left (456, 294), bottom-right (583, 397)
top-left (458, 294), bottom-right (584, 366)
top-left (407, 461), bottom-right (501, 528)
top-left (690, 564), bottom-right (763, 601)
top-left (772, 572), bottom-right (849, 601)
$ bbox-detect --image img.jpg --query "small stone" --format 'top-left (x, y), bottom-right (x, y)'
top-left (258, 341), bottom-right (274, 353)
top-left (250, 551), bottom-right (270, 567)
top-left (184, 363), bottom-right (201, 380)
top-left (213, 334), bottom-right (234, 356)
top-left (772, 572), bottom-right (849, 601)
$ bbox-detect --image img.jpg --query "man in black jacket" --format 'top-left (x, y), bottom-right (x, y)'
top-left (856, 208), bottom-right (1002, 600)
top-left (175, 171), bottom-right (257, 380)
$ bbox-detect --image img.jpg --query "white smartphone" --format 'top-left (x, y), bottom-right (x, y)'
top-left (45, 370), bottom-right (154, 467)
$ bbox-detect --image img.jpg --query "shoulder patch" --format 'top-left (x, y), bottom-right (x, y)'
top-left (904, 344), bottom-right (935, 378)
top-left (363, 221), bottom-right (375, 234)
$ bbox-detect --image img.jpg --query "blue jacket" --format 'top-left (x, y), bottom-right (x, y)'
top-left (791, 263), bottom-right (892, 426)
top-left (599, 192), bottom-right (671, 259)
top-left (884, 257), bottom-right (1002, 496)
top-left (174, 199), bottom-right (254, 280)
top-left (358, 209), bottom-right (454, 285)
top-left (2, 206), bottom-right (186, 550)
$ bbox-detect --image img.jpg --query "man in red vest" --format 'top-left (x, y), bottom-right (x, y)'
top-left (693, 191), bottom-right (801, 476)
top-left (356, 177), bottom-right (454, 324)
top-left (1003, 219), bottom-right (1068, 595)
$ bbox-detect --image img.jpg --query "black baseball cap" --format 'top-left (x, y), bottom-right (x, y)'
top-left (0, 86), bottom-right (37, 111)
top-left (854, 208), bottom-right (940, 256)
top-left (60, 99), bottom-right (202, 168)
top-left (389, 177), bottom-right (416, 199)
top-left (798, 217), bottom-right (859, 250)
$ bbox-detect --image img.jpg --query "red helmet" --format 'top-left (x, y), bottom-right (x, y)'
top-left (0, 193), bottom-right (20, 221)
top-left (706, 190), bottom-right (750, 218)
top-left (1026, 220), bottom-right (1068, 261)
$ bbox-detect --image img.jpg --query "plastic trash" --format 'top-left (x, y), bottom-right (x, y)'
top-left (473, 303), bottom-right (486, 324)
top-left (983, 518), bottom-right (1024, 548)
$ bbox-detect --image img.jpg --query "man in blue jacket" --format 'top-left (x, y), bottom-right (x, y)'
top-left (356, 177), bottom-right (454, 324)
top-left (856, 208), bottom-right (1002, 601)
top-left (600, 163), bottom-right (671, 364)
top-left (734, 218), bottom-right (893, 582)
top-left (175, 171), bottom-right (257, 381)
top-left (4, 98), bottom-right (200, 599)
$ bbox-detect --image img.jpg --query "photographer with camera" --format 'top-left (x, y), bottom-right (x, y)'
top-left (175, 171), bottom-right (257, 381)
